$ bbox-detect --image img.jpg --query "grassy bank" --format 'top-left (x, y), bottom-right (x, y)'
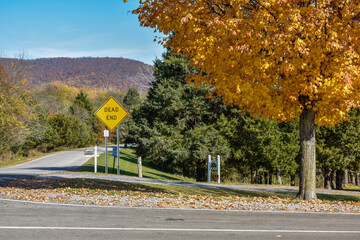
top-left (77, 148), bottom-right (195, 182)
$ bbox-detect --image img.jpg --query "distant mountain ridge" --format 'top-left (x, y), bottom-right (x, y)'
top-left (0, 57), bottom-right (154, 92)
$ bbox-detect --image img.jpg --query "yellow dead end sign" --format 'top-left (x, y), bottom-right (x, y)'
top-left (95, 96), bottom-right (129, 131)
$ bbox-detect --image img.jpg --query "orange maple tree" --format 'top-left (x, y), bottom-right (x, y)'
top-left (127, 0), bottom-right (360, 200)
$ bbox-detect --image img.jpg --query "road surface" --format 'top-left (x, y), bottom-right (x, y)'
top-left (1, 149), bottom-right (359, 239)
top-left (0, 147), bottom-right (108, 185)
top-left (0, 199), bottom-right (359, 240)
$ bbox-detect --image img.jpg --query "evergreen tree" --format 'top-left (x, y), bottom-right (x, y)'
top-left (128, 50), bottom-right (228, 181)
top-left (70, 90), bottom-right (101, 144)
top-left (123, 87), bottom-right (141, 110)
top-left (316, 108), bottom-right (360, 189)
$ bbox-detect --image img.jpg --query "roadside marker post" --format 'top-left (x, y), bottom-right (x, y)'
top-left (207, 155), bottom-right (211, 183)
top-left (217, 155), bottom-right (221, 184)
top-left (94, 145), bottom-right (97, 173)
top-left (138, 156), bottom-right (142, 178)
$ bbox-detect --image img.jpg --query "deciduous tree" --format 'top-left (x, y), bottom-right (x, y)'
top-left (129, 0), bottom-right (360, 199)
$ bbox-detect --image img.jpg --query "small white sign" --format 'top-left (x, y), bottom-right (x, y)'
top-left (104, 130), bottom-right (109, 137)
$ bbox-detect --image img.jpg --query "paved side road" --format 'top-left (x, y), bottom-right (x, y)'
top-left (0, 199), bottom-right (359, 240)
top-left (0, 149), bottom-right (97, 185)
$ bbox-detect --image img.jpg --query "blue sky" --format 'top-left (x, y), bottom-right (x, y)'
top-left (0, 0), bottom-right (164, 64)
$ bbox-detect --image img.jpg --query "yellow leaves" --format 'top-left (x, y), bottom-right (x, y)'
top-left (130, 0), bottom-right (360, 125)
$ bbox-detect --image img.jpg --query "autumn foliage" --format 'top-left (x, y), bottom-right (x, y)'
top-left (132, 0), bottom-right (360, 126)
top-left (128, 0), bottom-right (360, 200)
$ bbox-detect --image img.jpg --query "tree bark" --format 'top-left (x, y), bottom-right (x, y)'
top-left (323, 168), bottom-right (333, 189)
top-left (264, 171), bottom-right (268, 184)
top-left (268, 170), bottom-right (273, 185)
top-left (297, 109), bottom-right (317, 200)
top-left (251, 168), bottom-right (257, 184)
top-left (356, 172), bottom-right (360, 186)
top-left (344, 169), bottom-right (349, 185)
top-left (330, 171), bottom-right (335, 189)
top-left (350, 171), bottom-right (356, 185)
top-left (336, 169), bottom-right (344, 190)
top-left (276, 167), bottom-right (282, 185)
top-left (196, 159), bottom-right (205, 182)
top-left (290, 175), bottom-right (296, 186)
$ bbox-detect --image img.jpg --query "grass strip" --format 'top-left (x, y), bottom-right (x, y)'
top-left (77, 148), bottom-right (195, 182)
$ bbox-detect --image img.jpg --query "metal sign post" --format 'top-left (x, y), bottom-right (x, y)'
top-left (104, 129), bottom-right (109, 174)
top-left (207, 155), bottom-right (221, 183)
top-left (117, 125), bottom-right (120, 175)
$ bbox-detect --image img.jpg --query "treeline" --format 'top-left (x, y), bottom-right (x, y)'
top-left (0, 57), bottom-right (154, 92)
top-left (1, 52), bottom-right (359, 190)
top-left (0, 61), bottom-right (139, 162)
top-left (126, 50), bottom-right (360, 189)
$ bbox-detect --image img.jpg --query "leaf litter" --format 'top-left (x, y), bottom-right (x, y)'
top-left (0, 178), bottom-right (359, 213)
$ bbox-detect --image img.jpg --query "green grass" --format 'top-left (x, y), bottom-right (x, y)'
top-left (76, 148), bottom-right (360, 202)
top-left (4, 147), bottom-right (358, 203)
top-left (77, 148), bottom-right (195, 182)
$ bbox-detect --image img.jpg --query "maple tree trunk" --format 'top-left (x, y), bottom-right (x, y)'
top-left (251, 168), bottom-right (257, 184)
top-left (336, 170), bottom-right (344, 190)
top-left (268, 171), bottom-right (273, 185)
top-left (356, 172), bottom-right (360, 186)
top-left (258, 174), bottom-right (263, 184)
top-left (276, 168), bottom-right (282, 185)
top-left (264, 171), bottom-right (268, 184)
top-left (350, 171), bottom-right (356, 185)
top-left (323, 168), bottom-right (333, 189)
top-left (344, 169), bottom-right (349, 185)
top-left (331, 171), bottom-right (335, 189)
top-left (297, 109), bottom-right (317, 200)
top-left (196, 159), bottom-right (206, 182)
top-left (290, 175), bottom-right (296, 186)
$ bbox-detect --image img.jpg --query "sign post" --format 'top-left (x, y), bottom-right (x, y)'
top-left (104, 129), bottom-right (109, 173)
top-left (117, 125), bottom-right (120, 175)
top-left (95, 96), bottom-right (129, 175)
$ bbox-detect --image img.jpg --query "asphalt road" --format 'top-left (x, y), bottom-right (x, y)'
top-left (0, 199), bottom-right (359, 240)
top-left (1, 149), bottom-right (360, 239)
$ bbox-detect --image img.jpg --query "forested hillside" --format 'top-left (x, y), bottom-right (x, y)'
top-left (0, 57), bottom-right (154, 92)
